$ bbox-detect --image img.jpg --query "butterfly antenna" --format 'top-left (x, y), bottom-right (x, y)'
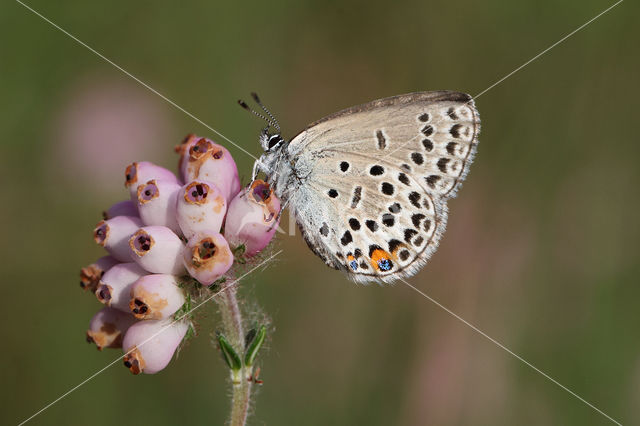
top-left (238, 99), bottom-right (275, 129)
top-left (251, 92), bottom-right (280, 132)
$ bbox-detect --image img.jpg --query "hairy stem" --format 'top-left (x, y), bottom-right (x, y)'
top-left (217, 283), bottom-right (253, 426)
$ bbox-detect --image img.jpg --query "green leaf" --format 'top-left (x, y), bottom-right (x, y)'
top-left (218, 334), bottom-right (242, 371)
top-left (244, 325), bottom-right (266, 367)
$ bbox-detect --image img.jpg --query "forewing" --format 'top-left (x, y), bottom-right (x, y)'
top-left (289, 91), bottom-right (480, 199)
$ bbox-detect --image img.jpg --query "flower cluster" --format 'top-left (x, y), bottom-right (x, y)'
top-left (80, 134), bottom-right (280, 374)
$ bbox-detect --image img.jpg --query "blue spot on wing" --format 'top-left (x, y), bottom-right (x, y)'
top-left (378, 259), bottom-right (392, 271)
top-left (349, 260), bottom-right (358, 271)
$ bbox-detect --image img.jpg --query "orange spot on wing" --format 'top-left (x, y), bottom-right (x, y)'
top-left (369, 249), bottom-right (393, 271)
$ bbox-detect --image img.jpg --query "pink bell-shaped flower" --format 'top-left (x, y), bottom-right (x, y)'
top-left (128, 226), bottom-right (186, 275)
top-left (122, 319), bottom-right (189, 374)
top-left (80, 255), bottom-right (119, 292)
top-left (136, 179), bottom-right (182, 235)
top-left (182, 231), bottom-right (233, 285)
top-left (224, 180), bottom-right (281, 256)
top-left (103, 200), bottom-right (138, 220)
top-left (129, 274), bottom-right (185, 320)
top-left (93, 216), bottom-right (143, 262)
top-left (176, 181), bottom-right (227, 239)
top-left (95, 262), bottom-right (147, 312)
top-left (124, 161), bottom-right (179, 201)
top-left (86, 307), bottom-right (137, 350)
top-left (176, 135), bottom-right (241, 202)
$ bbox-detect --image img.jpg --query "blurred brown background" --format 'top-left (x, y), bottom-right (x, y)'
top-left (1, 0), bottom-right (639, 425)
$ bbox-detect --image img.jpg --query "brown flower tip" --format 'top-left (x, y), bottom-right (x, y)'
top-left (211, 147), bottom-right (224, 160)
top-left (80, 264), bottom-right (104, 292)
top-left (124, 162), bottom-right (138, 188)
top-left (130, 298), bottom-right (150, 319)
top-left (137, 180), bottom-right (159, 205)
top-left (184, 181), bottom-right (210, 205)
top-left (95, 284), bottom-right (113, 305)
top-left (123, 348), bottom-right (145, 375)
top-left (189, 138), bottom-right (213, 161)
top-left (93, 221), bottom-right (109, 246)
top-left (250, 180), bottom-right (272, 203)
top-left (249, 180), bottom-right (279, 222)
top-left (196, 238), bottom-right (217, 263)
top-left (129, 230), bottom-right (154, 257)
top-left (86, 322), bottom-right (122, 350)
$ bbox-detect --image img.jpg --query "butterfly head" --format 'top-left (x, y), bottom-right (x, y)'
top-left (259, 129), bottom-right (286, 153)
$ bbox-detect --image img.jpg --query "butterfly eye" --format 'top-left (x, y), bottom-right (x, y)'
top-left (267, 135), bottom-right (283, 150)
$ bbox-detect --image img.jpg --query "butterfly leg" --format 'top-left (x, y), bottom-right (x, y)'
top-left (251, 159), bottom-right (262, 181)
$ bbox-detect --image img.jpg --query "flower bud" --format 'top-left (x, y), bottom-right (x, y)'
top-left (103, 200), bottom-right (138, 220)
top-left (129, 274), bottom-right (185, 320)
top-left (80, 255), bottom-right (119, 292)
top-left (122, 319), bottom-right (188, 374)
top-left (136, 179), bottom-right (182, 235)
top-left (95, 262), bottom-right (147, 312)
top-left (182, 232), bottom-right (233, 285)
top-left (128, 226), bottom-right (186, 275)
top-left (224, 180), bottom-right (281, 256)
top-left (176, 135), bottom-right (241, 202)
top-left (93, 216), bottom-right (143, 262)
top-left (86, 307), bottom-right (137, 350)
top-left (176, 181), bottom-right (226, 239)
top-left (124, 161), bottom-right (179, 200)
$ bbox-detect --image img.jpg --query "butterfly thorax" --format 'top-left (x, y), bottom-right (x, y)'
top-left (255, 131), bottom-right (304, 202)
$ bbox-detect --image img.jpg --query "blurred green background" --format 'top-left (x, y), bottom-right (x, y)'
top-left (1, 0), bottom-right (638, 424)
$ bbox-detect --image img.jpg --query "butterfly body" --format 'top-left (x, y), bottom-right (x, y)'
top-left (252, 91), bottom-right (480, 283)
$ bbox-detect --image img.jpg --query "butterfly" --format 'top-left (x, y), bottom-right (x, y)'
top-left (242, 91), bottom-right (480, 283)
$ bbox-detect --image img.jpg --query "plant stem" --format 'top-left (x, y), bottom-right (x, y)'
top-left (217, 282), bottom-right (253, 426)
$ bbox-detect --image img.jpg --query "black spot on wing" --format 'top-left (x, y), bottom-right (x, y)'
top-left (404, 229), bottom-right (418, 243)
top-left (425, 175), bottom-right (441, 188)
top-left (388, 239), bottom-right (402, 253)
top-left (350, 186), bottom-right (362, 208)
top-left (437, 158), bottom-right (450, 173)
top-left (376, 130), bottom-right (386, 149)
top-left (370, 165), bottom-right (384, 176)
top-left (340, 230), bottom-right (353, 246)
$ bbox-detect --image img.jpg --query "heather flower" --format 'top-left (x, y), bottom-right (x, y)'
top-left (225, 179), bottom-right (281, 257)
top-left (86, 307), bottom-right (137, 350)
top-left (124, 161), bottom-right (179, 200)
top-left (95, 262), bottom-right (147, 312)
top-left (93, 215), bottom-right (143, 262)
top-left (128, 226), bottom-right (186, 275)
top-left (79, 132), bottom-right (277, 422)
top-left (103, 200), bottom-right (138, 219)
top-left (79, 255), bottom-right (118, 292)
top-left (122, 319), bottom-right (189, 374)
top-left (129, 274), bottom-right (185, 320)
top-left (176, 135), bottom-right (241, 202)
top-left (182, 231), bottom-right (233, 285)
top-left (136, 179), bottom-right (182, 234)
top-left (176, 180), bottom-right (227, 239)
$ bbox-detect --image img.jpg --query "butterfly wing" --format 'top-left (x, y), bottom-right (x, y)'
top-left (286, 91), bottom-right (480, 282)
